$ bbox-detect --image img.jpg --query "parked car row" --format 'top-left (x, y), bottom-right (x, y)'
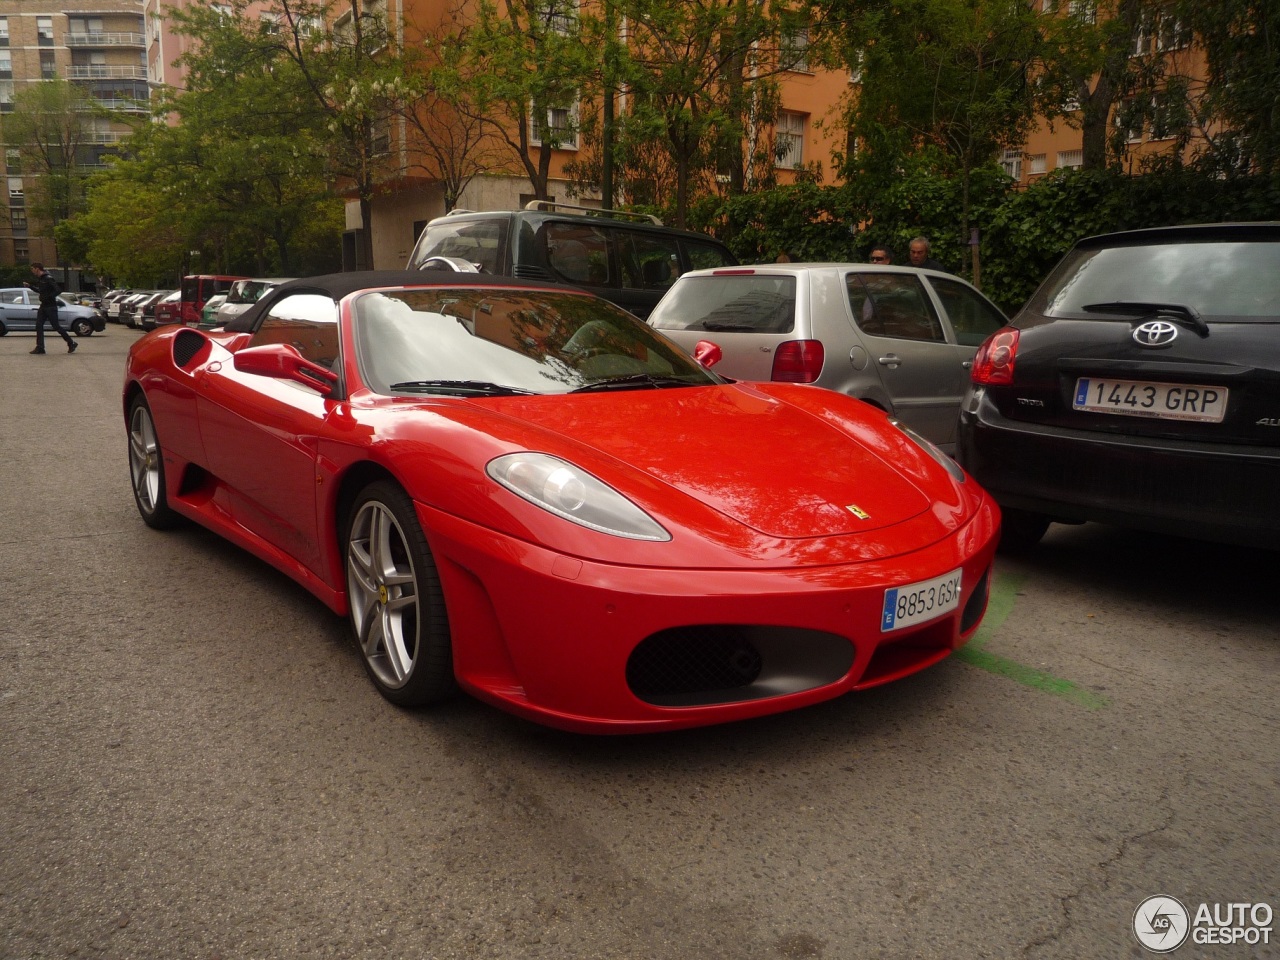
top-left (110, 204), bottom-right (1278, 736)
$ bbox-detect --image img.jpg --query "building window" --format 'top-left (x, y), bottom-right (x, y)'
top-left (847, 49), bottom-right (864, 84)
top-left (1057, 149), bottom-right (1083, 169)
top-left (38, 17), bottom-right (55, 45)
top-left (535, 0), bottom-right (578, 37)
top-left (0, 51), bottom-right (10, 77)
top-left (1157, 11), bottom-right (1191, 51)
top-left (10, 208), bottom-right (26, 230)
top-left (0, 18), bottom-right (8, 46)
top-left (68, 17), bottom-right (104, 36)
top-left (530, 102), bottom-right (579, 149)
top-left (14, 241), bottom-right (28, 262)
top-left (1068, 0), bottom-right (1096, 24)
top-left (1116, 101), bottom-right (1143, 143)
top-left (775, 111), bottom-right (805, 169)
top-left (1130, 13), bottom-right (1152, 57)
top-left (0, 80), bottom-right (13, 113)
top-left (8, 176), bottom-right (24, 202)
top-left (999, 148), bottom-right (1023, 179)
top-left (41, 52), bottom-right (57, 79)
top-left (1150, 93), bottom-right (1183, 140)
top-left (5, 148), bottom-right (19, 172)
top-left (1029, 154), bottom-right (1047, 176)
top-left (782, 26), bottom-right (810, 73)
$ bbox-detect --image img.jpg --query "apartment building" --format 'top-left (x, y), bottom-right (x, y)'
top-left (1006, 6), bottom-right (1208, 186)
top-left (0, 1), bottom-right (148, 271)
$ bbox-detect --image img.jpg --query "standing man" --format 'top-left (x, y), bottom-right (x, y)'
top-left (907, 237), bottom-right (949, 273)
top-left (868, 246), bottom-right (893, 264)
top-left (26, 262), bottom-right (76, 355)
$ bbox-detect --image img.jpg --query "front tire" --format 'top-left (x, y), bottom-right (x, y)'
top-left (344, 482), bottom-right (453, 706)
top-left (71, 318), bottom-right (93, 337)
top-left (128, 395), bottom-right (180, 530)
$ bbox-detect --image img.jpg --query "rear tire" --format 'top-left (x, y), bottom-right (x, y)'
top-left (997, 508), bottom-right (1050, 554)
top-left (344, 481), bottom-right (454, 707)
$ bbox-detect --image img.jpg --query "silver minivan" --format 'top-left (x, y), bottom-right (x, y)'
top-left (649, 264), bottom-right (1008, 452)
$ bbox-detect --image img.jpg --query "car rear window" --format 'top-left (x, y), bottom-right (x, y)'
top-left (648, 275), bottom-right (796, 334)
top-left (1040, 238), bottom-right (1280, 320)
top-left (417, 219), bottom-right (505, 274)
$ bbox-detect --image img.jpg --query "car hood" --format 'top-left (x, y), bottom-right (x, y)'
top-left (419, 382), bottom-right (941, 540)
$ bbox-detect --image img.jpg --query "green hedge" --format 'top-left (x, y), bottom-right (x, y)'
top-left (687, 168), bottom-right (1280, 317)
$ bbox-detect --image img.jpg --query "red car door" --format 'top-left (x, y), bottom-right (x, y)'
top-left (195, 294), bottom-right (342, 575)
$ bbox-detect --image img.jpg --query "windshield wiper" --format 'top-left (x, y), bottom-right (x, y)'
top-left (1082, 301), bottom-right (1210, 338)
top-left (571, 374), bottom-right (702, 394)
top-left (388, 379), bottom-right (536, 396)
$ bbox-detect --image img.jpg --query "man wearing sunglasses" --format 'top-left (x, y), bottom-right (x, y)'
top-left (868, 246), bottom-right (893, 265)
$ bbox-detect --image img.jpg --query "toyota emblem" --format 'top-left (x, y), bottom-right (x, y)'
top-left (1133, 320), bottom-right (1179, 347)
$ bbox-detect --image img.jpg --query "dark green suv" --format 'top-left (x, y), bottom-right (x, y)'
top-left (407, 202), bottom-right (737, 319)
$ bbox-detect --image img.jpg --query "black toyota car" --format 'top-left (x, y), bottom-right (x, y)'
top-left (957, 222), bottom-right (1280, 551)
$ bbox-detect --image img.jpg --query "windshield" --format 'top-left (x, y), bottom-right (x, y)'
top-left (1039, 239), bottom-right (1280, 320)
top-left (353, 288), bottom-right (721, 396)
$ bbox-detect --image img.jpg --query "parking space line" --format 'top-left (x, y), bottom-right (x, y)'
top-left (955, 572), bottom-right (1110, 710)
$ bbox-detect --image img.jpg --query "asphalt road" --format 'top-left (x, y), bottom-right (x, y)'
top-left (2, 325), bottom-right (1276, 960)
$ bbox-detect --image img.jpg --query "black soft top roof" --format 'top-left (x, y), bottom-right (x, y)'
top-left (223, 269), bottom-right (584, 332)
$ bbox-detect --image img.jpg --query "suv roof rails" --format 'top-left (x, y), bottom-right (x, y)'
top-left (522, 199), bottom-right (663, 226)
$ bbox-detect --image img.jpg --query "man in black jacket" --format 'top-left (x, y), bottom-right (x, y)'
top-left (26, 262), bottom-right (76, 354)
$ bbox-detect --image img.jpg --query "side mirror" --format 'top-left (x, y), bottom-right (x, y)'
top-left (693, 339), bottom-right (723, 369)
top-left (233, 343), bottom-right (338, 394)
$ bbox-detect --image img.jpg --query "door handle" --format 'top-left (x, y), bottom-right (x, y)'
top-left (962, 360), bottom-right (973, 369)
top-left (877, 355), bottom-right (901, 369)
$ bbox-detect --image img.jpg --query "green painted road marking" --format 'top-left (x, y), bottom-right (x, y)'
top-left (955, 571), bottom-right (1110, 710)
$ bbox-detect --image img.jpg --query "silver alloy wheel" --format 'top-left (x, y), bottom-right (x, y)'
top-left (346, 500), bottom-right (420, 689)
top-left (129, 403), bottom-right (162, 515)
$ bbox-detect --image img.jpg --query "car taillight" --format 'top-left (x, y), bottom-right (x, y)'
top-left (771, 340), bottom-right (824, 383)
top-left (970, 327), bottom-right (1020, 385)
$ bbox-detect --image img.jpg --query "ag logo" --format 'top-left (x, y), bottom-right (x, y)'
top-left (1134, 895), bottom-right (1190, 953)
top-left (1132, 320), bottom-right (1179, 347)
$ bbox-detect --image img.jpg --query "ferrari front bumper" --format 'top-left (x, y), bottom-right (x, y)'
top-left (418, 496), bottom-right (1000, 733)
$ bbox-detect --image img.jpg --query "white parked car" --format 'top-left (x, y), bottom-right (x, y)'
top-left (214, 278), bottom-right (294, 327)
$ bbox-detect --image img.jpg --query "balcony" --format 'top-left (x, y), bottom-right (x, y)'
top-left (65, 32), bottom-right (145, 49)
top-left (69, 65), bottom-right (148, 81)
top-left (83, 98), bottom-right (149, 112)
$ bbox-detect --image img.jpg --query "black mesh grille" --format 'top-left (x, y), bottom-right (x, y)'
top-left (172, 329), bottom-right (206, 368)
top-left (961, 567), bottom-right (990, 634)
top-left (627, 626), bottom-right (762, 698)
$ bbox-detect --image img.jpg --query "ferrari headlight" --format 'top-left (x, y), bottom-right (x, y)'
top-left (890, 419), bottom-right (966, 484)
top-left (487, 453), bottom-right (672, 541)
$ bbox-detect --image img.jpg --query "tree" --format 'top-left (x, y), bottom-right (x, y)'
top-left (554, 0), bottom-right (800, 225)
top-left (821, 0), bottom-right (1048, 262)
top-left (0, 80), bottom-right (120, 265)
top-left (168, 0), bottom-right (417, 270)
top-left (433, 0), bottom-right (597, 202)
top-left (1178, 0), bottom-right (1280, 175)
top-left (162, 4), bottom-right (347, 274)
